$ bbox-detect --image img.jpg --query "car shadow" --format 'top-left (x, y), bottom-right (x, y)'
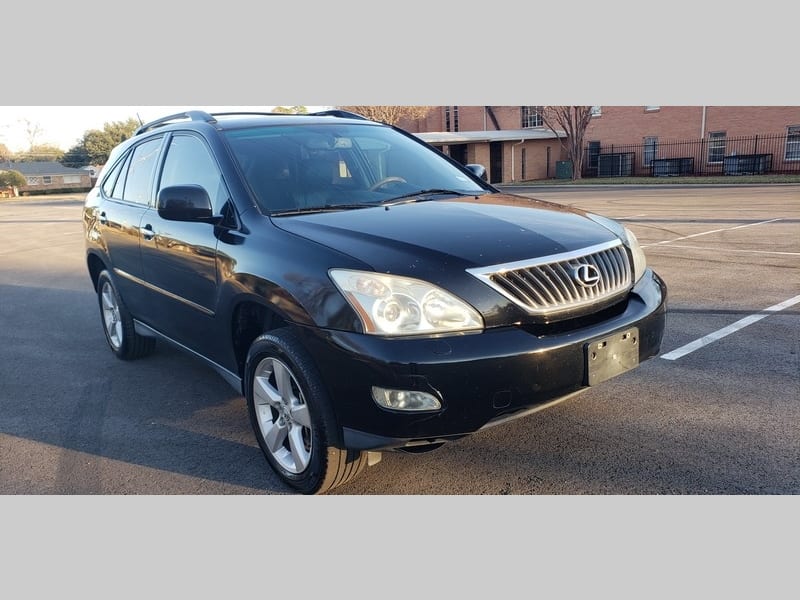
top-left (0, 282), bottom-right (292, 494)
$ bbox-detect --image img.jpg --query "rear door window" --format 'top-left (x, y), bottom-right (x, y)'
top-left (120, 137), bottom-right (163, 205)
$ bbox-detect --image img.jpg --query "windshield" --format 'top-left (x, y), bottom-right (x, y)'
top-left (223, 122), bottom-right (490, 214)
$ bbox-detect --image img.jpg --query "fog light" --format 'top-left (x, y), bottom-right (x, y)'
top-left (371, 386), bottom-right (441, 412)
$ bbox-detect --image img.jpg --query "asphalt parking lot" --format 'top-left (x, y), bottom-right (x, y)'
top-left (1, 185), bottom-right (798, 494)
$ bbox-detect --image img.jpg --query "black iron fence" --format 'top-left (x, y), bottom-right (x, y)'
top-left (581, 132), bottom-right (800, 178)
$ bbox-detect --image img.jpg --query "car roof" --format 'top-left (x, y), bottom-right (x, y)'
top-left (133, 109), bottom-right (376, 137)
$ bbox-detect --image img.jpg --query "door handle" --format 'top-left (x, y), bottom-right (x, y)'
top-left (98, 211), bottom-right (108, 225)
top-left (140, 224), bottom-right (155, 240)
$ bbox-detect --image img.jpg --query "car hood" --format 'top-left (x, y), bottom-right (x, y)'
top-left (271, 193), bottom-right (620, 274)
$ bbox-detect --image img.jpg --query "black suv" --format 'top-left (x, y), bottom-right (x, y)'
top-left (83, 109), bottom-right (667, 494)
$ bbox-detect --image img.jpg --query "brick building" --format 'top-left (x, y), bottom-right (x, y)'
top-left (401, 107), bottom-right (568, 184)
top-left (398, 106), bottom-right (800, 182)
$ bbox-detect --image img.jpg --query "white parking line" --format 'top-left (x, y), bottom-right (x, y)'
top-left (661, 294), bottom-right (800, 361)
top-left (642, 218), bottom-right (782, 249)
top-left (656, 244), bottom-right (800, 257)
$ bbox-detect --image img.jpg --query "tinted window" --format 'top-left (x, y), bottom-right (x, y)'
top-left (224, 122), bottom-right (487, 214)
top-left (159, 134), bottom-right (227, 212)
top-left (112, 154), bottom-right (132, 199)
top-left (101, 155), bottom-right (128, 199)
top-left (122, 137), bottom-right (162, 205)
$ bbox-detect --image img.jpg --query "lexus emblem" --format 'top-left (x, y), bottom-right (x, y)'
top-left (573, 264), bottom-right (601, 288)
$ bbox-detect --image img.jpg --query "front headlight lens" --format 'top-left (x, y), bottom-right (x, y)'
top-left (624, 227), bottom-right (647, 283)
top-left (330, 269), bottom-right (484, 336)
top-left (585, 213), bottom-right (648, 284)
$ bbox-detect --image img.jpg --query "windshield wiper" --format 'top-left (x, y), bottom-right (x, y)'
top-left (270, 204), bottom-right (371, 216)
top-left (379, 189), bottom-right (480, 207)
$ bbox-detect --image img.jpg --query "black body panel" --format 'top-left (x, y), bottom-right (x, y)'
top-left (83, 111), bottom-right (668, 457)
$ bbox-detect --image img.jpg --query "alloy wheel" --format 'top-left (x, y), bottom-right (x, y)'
top-left (252, 357), bottom-right (313, 474)
top-left (100, 281), bottom-right (123, 350)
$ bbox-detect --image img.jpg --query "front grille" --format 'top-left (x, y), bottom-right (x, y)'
top-left (467, 240), bottom-right (632, 317)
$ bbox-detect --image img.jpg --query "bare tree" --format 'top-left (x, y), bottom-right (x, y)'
top-left (541, 106), bottom-right (594, 180)
top-left (337, 106), bottom-right (431, 126)
top-left (20, 119), bottom-right (43, 150)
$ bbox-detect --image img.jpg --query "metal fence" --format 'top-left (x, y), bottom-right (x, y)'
top-left (581, 132), bottom-right (800, 178)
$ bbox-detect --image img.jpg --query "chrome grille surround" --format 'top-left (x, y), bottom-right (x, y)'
top-left (467, 240), bottom-right (633, 317)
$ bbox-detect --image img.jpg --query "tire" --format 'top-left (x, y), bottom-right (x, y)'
top-left (96, 270), bottom-right (156, 360)
top-left (244, 327), bottom-right (369, 494)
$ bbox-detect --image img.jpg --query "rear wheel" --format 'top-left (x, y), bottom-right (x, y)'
top-left (96, 270), bottom-right (155, 360)
top-left (245, 327), bottom-right (369, 494)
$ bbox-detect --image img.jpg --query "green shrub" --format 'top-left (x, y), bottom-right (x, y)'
top-left (0, 169), bottom-right (27, 188)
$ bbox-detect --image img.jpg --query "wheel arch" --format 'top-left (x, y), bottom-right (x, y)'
top-left (230, 296), bottom-right (291, 382)
top-left (222, 269), bottom-right (333, 383)
top-left (86, 251), bottom-right (110, 292)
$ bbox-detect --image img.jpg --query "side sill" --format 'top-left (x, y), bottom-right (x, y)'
top-left (134, 320), bottom-right (243, 393)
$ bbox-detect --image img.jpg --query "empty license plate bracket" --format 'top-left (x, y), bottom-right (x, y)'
top-left (585, 327), bottom-right (640, 386)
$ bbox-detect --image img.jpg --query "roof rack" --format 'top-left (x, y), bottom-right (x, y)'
top-left (133, 108), bottom-right (371, 137)
top-left (209, 109), bottom-right (369, 120)
top-left (208, 111), bottom-right (295, 119)
top-left (134, 111), bottom-right (217, 136)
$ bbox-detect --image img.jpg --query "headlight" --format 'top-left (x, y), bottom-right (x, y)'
top-left (329, 269), bottom-right (484, 336)
top-left (586, 213), bottom-right (648, 284)
top-left (623, 227), bottom-right (647, 283)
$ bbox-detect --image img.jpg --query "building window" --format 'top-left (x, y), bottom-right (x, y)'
top-left (643, 136), bottom-right (658, 167)
top-left (62, 175), bottom-right (82, 184)
top-left (26, 176), bottom-right (41, 185)
top-left (591, 106), bottom-right (602, 117)
top-left (644, 106), bottom-right (660, 112)
top-left (43, 176), bottom-right (52, 184)
top-left (786, 125), bottom-right (800, 161)
top-left (708, 131), bottom-right (726, 164)
top-left (444, 106), bottom-right (459, 132)
top-left (521, 106), bottom-right (543, 128)
top-left (588, 141), bottom-right (601, 175)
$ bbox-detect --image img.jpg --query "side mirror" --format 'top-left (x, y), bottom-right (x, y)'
top-left (464, 164), bottom-right (488, 182)
top-left (157, 185), bottom-right (215, 222)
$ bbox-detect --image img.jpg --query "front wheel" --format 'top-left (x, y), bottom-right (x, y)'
top-left (244, 328), bottom-right (369, 494)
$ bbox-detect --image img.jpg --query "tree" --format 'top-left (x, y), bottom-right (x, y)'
top-left (14, 144), bottom-right (65, 162)
top-left (0, 169), bottom-right (27, 189)
top-left (336, 106), bottom-right (431, 126)
top-left (61, 144), bottom-right (92, 169)
top-left (65, 117), bottom-right (140, 167)
top-left (541, 106), bottom-right (594, 180)
top-left (0, 143), bottom-right (12, 162)
top-left (21, 119), bottom-right (43, 149)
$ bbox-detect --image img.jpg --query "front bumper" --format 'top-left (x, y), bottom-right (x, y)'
top-left (296, 269), bottom-right (667, 451)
